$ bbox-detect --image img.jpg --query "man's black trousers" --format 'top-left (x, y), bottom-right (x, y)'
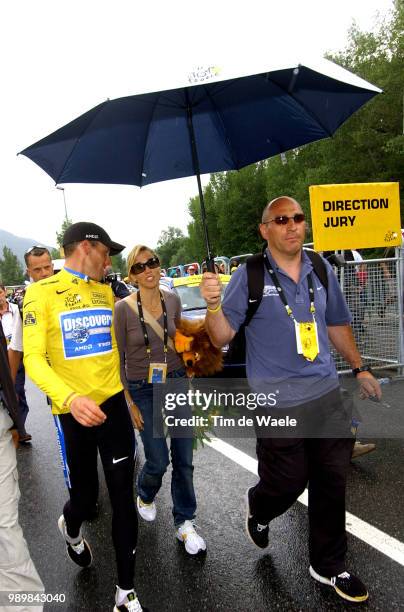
top-left (250, 390), bottom-right (355, 577)
top-left (57, 391), bottom-right (137, 589)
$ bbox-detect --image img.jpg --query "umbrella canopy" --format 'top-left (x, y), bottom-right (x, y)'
top-left (20, 58), bottom-right (381, 263)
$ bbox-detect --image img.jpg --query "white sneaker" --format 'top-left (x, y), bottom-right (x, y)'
top-left (136, 496), bottom-right (156, 522)
top-left (176, 520), bottom-right (206, 555)
top-left (113, 588), bottom-right (144, 611)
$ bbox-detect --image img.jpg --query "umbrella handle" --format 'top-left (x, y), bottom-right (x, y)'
top-left (206, 257), bottom-right (216, 273)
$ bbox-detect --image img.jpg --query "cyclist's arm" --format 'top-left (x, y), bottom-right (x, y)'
top-left (23, 286), bottom-right (78, 411)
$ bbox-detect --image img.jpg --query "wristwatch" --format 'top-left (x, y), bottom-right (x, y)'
top-left (352, 365), bottom-right (373, 377)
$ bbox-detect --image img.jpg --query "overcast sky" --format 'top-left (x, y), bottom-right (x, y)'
top-left (2, 0), bottom-right (393, 254)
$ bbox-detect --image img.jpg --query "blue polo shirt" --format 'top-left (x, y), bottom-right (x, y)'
top-left (222, 249), bottom-right (351, 405)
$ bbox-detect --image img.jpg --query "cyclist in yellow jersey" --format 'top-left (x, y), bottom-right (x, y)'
top-left (23, 222), bottom-right (146, 612)
top-left (23, 266), bottom-right (123, 413)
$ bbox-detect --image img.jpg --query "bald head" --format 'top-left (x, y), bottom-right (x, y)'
top-left (261, 196), bottom-right (302, 223)
top-left (259, 195), bottom-right (306, 260)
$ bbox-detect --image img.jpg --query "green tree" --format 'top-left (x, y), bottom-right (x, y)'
top-left (50, 247), bottom-right (61, 259)
top-left (111, 253), bottom-right (127, 275)
top-left (169, 238), bottom-right (194, 267)
top-left (155, 227), bottom-right (188, 268)
top-left (56, 217), bottom-right (73, 249)
top-left (170, 4), bottom-right (404, 261)
top-left (0, 246), bottom-right (25, 285)
top-left (186, 163), bottom-right (269, 259)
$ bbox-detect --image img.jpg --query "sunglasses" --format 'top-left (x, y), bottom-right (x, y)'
top-left (263, 213), bottom-right (305, 226)
top-left (130, 256), bottom-right (160, 275)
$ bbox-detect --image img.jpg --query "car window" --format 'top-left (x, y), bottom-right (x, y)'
top-left (174, 286), bottom-right (206, 310)
top-left (175, 282), bottom-right (228, 311)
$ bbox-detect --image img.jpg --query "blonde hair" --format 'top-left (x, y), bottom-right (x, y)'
top-left (127, 244), bottom-right (157, 277)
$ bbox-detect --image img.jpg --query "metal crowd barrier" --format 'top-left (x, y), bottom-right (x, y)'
top-left (331, 247), bottom-right (404, 373)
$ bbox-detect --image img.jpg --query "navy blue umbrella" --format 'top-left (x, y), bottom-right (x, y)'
top-left (20, 59), bottom-right (381, 266)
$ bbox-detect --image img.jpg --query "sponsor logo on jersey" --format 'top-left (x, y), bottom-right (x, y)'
top-left (91, 291), bottom-right (109, 306)
top-left (64, 294), bottom-right (82, 308)
top-left (24, 311), bottom-right (37, 326)
top-left (262, 285), bottom-right (279, 297)
top-left (59, 307), bottom-right (113, 359)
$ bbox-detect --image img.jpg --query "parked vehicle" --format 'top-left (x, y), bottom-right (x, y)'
top-left (200, 256), bottom-right (230, 274)
top-left (170, 274), bottom-right (230, 320)
top-left (170, 273), bottom-right (244, 376)
top-left (167, 265), bottom-right (185, 278)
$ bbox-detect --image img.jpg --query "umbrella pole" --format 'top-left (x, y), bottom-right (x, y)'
top-left (186, 96), bottom-right (215, 272)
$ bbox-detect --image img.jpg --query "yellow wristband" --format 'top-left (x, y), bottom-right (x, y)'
top-left (207, 303), bottom-right (222, 314)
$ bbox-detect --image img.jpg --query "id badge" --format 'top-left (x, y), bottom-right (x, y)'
top-left (148, 362), bottom-right (167, 384)
top-left (294, 320), bottom-right (319, 362)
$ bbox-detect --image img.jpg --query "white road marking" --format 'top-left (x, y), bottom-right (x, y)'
top-left (206, 437), bottom-right (404, 567)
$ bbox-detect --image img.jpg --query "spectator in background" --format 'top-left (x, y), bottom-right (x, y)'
top-left (187, 265), bottom-right (197, 276)
top-left (321, 251), bottom-right (375, 461)
top-left (0, 283), bottom-right (32, 443)
top-left (104, 265), bottom-right (130, 299)
top-left (24, 245), bottom-right (54, 282)
top-left (343, 250), bottom-right (368, 337)
top-left (5, 247), bottom-right (55, 443)
top-left (230, 259), bottom-right (239, 274)
top-left (376, 248), bottom-right (396, 318)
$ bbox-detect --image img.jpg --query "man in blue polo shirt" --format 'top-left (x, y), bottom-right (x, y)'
top-left (200, 196), bottom-right (381, 604)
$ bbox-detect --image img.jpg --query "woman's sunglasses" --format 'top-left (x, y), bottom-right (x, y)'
top-left (263, 213), bottom-right (305, 226)
top-left (130, 256), bottom-right (160, 275)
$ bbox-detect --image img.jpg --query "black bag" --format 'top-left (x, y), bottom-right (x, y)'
top-left (224, 249), bottom-right (328, 371)
top-left (0, 321), bottom-right (20, 429)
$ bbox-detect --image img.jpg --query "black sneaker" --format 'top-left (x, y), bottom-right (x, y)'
top-left (245, 487), bottom-right (269, 549)
top-left (113, 588), bottom-right (147, 611)
top-left (310, 565), bottom-right (369, 602)
top-left (58, 515), bottom-right (92, 568)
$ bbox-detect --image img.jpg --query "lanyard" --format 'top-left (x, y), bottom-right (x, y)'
top-left (137, 291), bottom-right (168, 361)
top-left (263, 253), bottom-right (316, 321)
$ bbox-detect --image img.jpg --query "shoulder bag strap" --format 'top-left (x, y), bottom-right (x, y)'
top-left (244, 252), bottom-right (265, 326)
top-left (123, 294), bottom-right (176, 352)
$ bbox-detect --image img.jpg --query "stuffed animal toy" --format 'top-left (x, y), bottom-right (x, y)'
top-left (174, 318), bottom-right (223, 377)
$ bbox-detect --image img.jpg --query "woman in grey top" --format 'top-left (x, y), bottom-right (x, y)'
top-left (114, 245), bottom-right (206, 555)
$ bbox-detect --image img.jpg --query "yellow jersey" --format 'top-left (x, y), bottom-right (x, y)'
top-left (23, 267), bottom-right (123, 414)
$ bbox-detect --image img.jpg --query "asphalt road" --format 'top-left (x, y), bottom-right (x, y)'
top-left (16, 378), bottom-right (404, 612)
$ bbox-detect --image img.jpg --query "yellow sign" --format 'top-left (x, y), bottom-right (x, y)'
top-left (309, 182), bottom-right (401, 251)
